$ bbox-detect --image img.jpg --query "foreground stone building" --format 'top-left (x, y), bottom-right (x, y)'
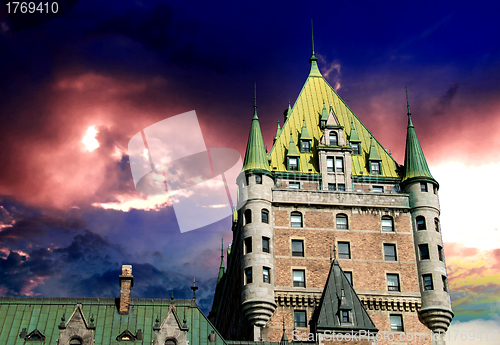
top-left (209, 39), bottom-right (453, 345)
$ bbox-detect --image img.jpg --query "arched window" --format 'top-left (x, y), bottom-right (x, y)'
top-left (382, 216), bottom-right (394, 232)
top-left (165, 339), bottom-right (177, 345)
top-left (336, 214), bottom-right (348, 229)
top-left (244, 209), bottom-right (252, 225)
top-left (261, 209), bottom-right (269, 224)
top-left (291, 212), bottom-right (303, 227)
top-left (416, 216), bottom-right (426, 230)
top-left (70, 338), bottom-right (83, 345)
top-left (329, 132), bottom-right (338, 146)
top-left (434, 218), bottom-right (440, 232)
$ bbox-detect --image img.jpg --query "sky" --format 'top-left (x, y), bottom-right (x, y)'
top-left (1, 0), bottom-right (499, 340)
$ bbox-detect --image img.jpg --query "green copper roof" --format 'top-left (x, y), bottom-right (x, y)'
top-left (309, 21), bottom-right (322, 77)
top-left (0, 298), bottom-right (227, 345)
top-left (286, 132), bottom-right (300, 156)
top-left (401, 89), bottom-right (436, 185)
top-left (321, 102), bottom-right (329, 122)
top-left (300, 119), bottom-right (312, 140)
top-left (242, 87), bottom-right (271, 173)
top-left (313, 259), bottom-right (378, 332)
top-left (368, 136), bottom-right (382, 161)
top-left (349, 120), bottom-right (361, 142)
top-left (275, 120), bottom-right (281, 139)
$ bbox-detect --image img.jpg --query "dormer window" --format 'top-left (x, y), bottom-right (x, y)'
top-left (329, 132), bottom-right (338, 146)
top-left (370, 161), bottom-right (381, 175)
top-left (301, 140), bottom-right (311, 153)
top-left (341, 310), bottom-right (350, 323)
top-left (288, 157), bottom-right (298, 171)
top-left (351, 142), bottom-right (360, 154)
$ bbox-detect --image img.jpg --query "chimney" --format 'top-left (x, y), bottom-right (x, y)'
top-left (119, 265), bottom-right (134, 314)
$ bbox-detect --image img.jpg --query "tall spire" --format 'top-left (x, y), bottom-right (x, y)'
top-left (217, 238), bottom-right (225, 284)
top-left (243, 84), bottom-right (271, 173)
top-left (253, 83), bottom-right (258, 119)
top-left (401, 88), bottom-right (437, 186)
top-left (309, 20), bottom-right (322, 77)
top-left (280, 316), bottom-right (288, 344)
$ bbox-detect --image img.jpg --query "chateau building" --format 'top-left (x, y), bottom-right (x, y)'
top-left (208, 39), bottom-right (453, 345)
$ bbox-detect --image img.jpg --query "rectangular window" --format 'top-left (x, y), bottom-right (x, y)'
top-left (289, 157), bottom-right (298, 171)
top-left (344, 271), bottom-right (353, 285)
top-left (289, 182), bottom-right (300, 189)
top-left (423, 274), bottom-right (433, 290)
top-left (442, 275), bottom-right (448, 292)
top-left (291, 213), bottom-right (302, 227)
top-left (419, 244), bottom-right (430, 260)
top-left (294, 311), bottom-right (306, 328)
top-left (420, 182), bottom-right (428, 192)
top-left (292, 240), bottom-right (304, 257)
top-left (255, 174), bottom-right (262, 184)
top-left (438, 245), bottom-right (444, 262)
top-left (245, 267), bottom-right (252, 284)
top-left (262, 237), bottom-right (270, 253)
top-left (351, 143), bottom-right (360, 154)
top-left (417, 217), bottom-right (426, 230)
top-left (384, 244), bottom-right (397, 261)
top-left (263, 267), bottom-right (270, 283)
top-left (327, 157), bottom-right (334, 172)
top-left (382, 218), bottom-right (394, 232)
top-left (244, 237), bottom-right (252, 254)
top-left (293, 270), bottom-right (305, 287)
top-left (387, 274), bottom-right (400, 291)
top-left (341, 310), bottom-right (350, 323)
top-left (336, 157), bottom-right (344, 172)
top-left (372, 186), bottom-right (383, 193)
top-left (371, 161), bottom-right (380, 175)
top-left (390, 314), bottom-right (404, 332)
top-left (433, 185), bottom-right (437, 194)
top-left (329, 133), bottom-right (338, 146)
top-left (338, 242), bottom-right (351, 259)
top-left (301, 141), bottom-right (311, 153)
top-left (261, 210), bottom-right (269, 224)
top-left (337, 184), bottom-right (345, 191)
top-left (328, 183), bottom-right (336, 191)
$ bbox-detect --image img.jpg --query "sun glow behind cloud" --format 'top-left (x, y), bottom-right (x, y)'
top-left (82, 125), bottom-right (100, 152)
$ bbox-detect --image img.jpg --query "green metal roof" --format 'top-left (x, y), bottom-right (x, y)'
top-left (401, 90), bottom-right (437, 186)
top-left (314, 259), bottom-right (377, 332)
top-left (349, 121), bottom-right (360, 142)
top-left (242, 88), bottom-right (271, 173)
top-left (300, 119), bottom-right (312, 140)
top-left (321, 102), bottom-right (329, 122)
top-left (275, 120), bottom-right (281, 139)
top-left (286, 133), bottom-right (300, 157)
top-left (368, 136), bottom-right (382, 161)
top-left (0, 297), bottom-right (227, 345)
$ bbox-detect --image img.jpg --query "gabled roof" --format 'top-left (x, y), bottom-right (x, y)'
top-left (401, 90), bottom-right (437, 186)
top-left (242, 88), bottom-right (271, 174)
top-left (368, 136), bottom-right (382, 161)
top-left (313, 259), bottom-right (378, 332)
top-left (268, 52), bottom-right (399, 177)
top-left (0, 297), bottom-right (227, 345)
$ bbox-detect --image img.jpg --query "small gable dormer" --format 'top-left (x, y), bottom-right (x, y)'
top-left (349, 121), bottom-right (361, 155)
top-left (286, 132), bottom-right (300, 171)
top-left (117, 329), bottom-right (143, 341)
top-left (299, 118), bottom-right (312, 153)
top-left (57, 304), bottom-right (95, 345)
top-left (20, 328), bottom-right (46, 341)
top-left (153, 303), bottom-right (189, 345)
top-left (368, 136), bottom-right (382, 175)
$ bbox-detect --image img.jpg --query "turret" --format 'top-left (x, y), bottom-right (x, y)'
top-left (238, 85), bottom-right (276, 341)
top-left (400, 89), bottom-right (453, 335)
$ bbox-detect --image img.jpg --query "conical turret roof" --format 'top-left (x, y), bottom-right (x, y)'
top-left (300, 118), bottom-right (312, 140)
top-left (243, 86), bottom-right (271, 173)
top-left (287, 132), bottom-right (300, 156)
top-left (401, 89), bottom-right (437, 186)
top-left (368, 136), bottom-right (382, 161)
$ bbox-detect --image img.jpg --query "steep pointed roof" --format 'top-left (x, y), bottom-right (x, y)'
top-left (217, 239), bottom-right (225, 283)
top-left (269, 47), bottom-right (398, 177)
top-left (243, 86), bottom-right (271, 173)
top-left (300, 118), bottom-right (312, 140)
top-left (321, 102), bottom-right (329, 122)
top-left (287, 132), bottom-right (300, 156)
top-left (368, 136), bottom-right (382, 161)
top-left (401, 89), bottom-right (437, 186)
top-left (309, 21), bottom-right (322, 78)
top-left (349, 120), bottom-right (360, 142)
top-left (275, 120), bottom-right (281, 139)
top-left (314, 258), bottom-right (378, 332)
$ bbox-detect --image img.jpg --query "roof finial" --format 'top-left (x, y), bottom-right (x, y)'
top-left (311, 20), bottom-right (315, 56)
top-left (191, 277), bottom-right (198, 300)
top-left (253, 83), bottom-right (258, 119)
top-left (406, 86), bottom-right (411, 116)
top-left (221, 238), bottom-right (224, 261)
top-left (333, 243), bottom-right (336, 259)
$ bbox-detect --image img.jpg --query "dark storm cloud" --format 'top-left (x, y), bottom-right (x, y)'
top-left (0, 216), bottom-right (85, 243)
